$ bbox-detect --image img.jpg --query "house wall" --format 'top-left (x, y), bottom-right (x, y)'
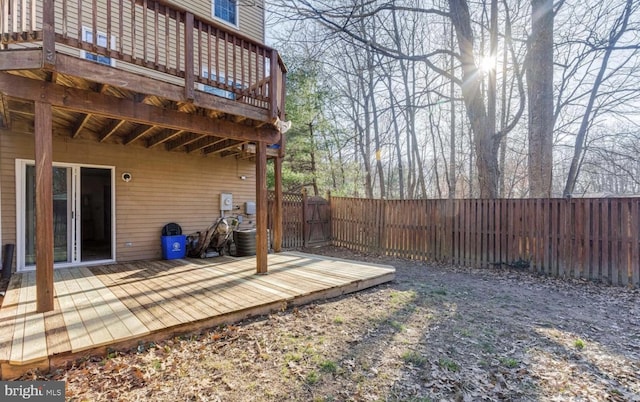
top-left (0, 129), bottom-right (258, 266)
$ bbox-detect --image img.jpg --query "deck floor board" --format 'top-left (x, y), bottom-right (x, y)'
top-left (0, 252), bottom-right (395, 378)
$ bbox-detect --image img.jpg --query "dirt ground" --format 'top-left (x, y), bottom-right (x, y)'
top-left (19, 246), bottom-right (640, 401)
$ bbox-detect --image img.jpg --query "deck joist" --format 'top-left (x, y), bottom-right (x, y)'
top-left (0, 252), bottom-right (395, 379)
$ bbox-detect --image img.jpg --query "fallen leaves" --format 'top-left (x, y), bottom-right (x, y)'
top-left (18, 246), bottom-right (640, 401)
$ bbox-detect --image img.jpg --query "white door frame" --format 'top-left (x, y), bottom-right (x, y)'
top-left (15, 159), bottom-right (116, 272)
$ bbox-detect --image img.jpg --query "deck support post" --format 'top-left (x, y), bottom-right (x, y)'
top-left (273, 156), bottom-right (283, 252)
top-left (35, 100), bottom-right (54, 313)
top-left (256, 141), bottom-right (268, 274)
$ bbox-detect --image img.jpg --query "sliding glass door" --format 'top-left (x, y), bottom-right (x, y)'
top-left (18, 161), bottom-right (114, 270)
top-left (24, 166), bottom-right (72, 265)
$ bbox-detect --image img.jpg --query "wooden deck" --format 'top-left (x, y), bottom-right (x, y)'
top-left (0, 252), bottom-right (395, 379)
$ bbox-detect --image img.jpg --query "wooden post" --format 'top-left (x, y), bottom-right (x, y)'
top-left (326, 190), bottom-right (332, 245)
top-left (42, 0), bottom-right (56, 68)
top-left (272, 156), bottom-right (283, 253)
top-left (255, 141), bottom-right (268, 274)
top-left (35, 101), bottom-right (54, 312)
top-left (269, 49), bottom-right (279, 121)
top-left (184, 12), bottom-right (195, 101)
top-left (301, 188), bottom-right (308, 248)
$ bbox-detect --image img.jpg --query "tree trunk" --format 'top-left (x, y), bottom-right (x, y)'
top-left (448, 23), bottom-right (457, 199)
top-left (387, 73), bottom-right (405, 199)
top-left (308, 123), bottom-right (319, 196)
top-left (449, 0), bottom-right (499, 198)
top-left (526, 0), bottom-right (554, 198)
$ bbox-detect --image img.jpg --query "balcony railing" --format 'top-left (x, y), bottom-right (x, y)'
top-left (0, 0), bottom-right (286, 120)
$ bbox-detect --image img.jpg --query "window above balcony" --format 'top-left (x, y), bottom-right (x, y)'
top-left (212, 0), bottom-right (239, 28)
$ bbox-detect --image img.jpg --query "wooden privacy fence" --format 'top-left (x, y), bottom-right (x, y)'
top-left (268, 191), bottom-right (304, 249)
top-left (331, 197), bottom-right (640, 287)
top-left (267, 191), bottom-right (331, 249)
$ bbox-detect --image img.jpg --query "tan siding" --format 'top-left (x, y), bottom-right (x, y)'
top-left (1, 129), bottom-right (259, 265)
top-left (167, 0), bottom-right (264, 42)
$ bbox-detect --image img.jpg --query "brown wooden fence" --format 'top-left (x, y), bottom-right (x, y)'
top-left (268, 191), bottom-right (304, 249)
top-left (330, 197), bottom-right (640, 287)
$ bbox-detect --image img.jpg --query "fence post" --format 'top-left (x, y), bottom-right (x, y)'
top-left (326, 190), bottom-right (332, 245)
top-left (301, 188), bottom-right (308, 248)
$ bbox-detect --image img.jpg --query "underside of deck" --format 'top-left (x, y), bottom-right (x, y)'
top-left (0, 252), bottom-right (395, 379)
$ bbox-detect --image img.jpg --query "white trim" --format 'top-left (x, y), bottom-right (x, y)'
top-left (211, 0), bottom-right (240, 30)
top-left (15, 159), bottom-right (116, 272)
top-left (80, 26), bottom-right (117, 67)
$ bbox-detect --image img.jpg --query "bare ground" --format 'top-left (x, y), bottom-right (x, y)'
top-left (19, 247), bottom-right (640, 401)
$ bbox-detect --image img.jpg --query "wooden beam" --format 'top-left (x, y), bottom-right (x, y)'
top-left (54, 54), bottom-right (271, 123)
top-left (34, 101), bottom-right (54, 312)
top-left (242, 143), bottom-right (280, 158)
top-left (203, 139), bottom-right (244, 155)
top-left (122, 124), bottom-right (156, 145)
top-left (71, 113), bottom-right (92, 138)
top-left (256, 141), bottom-right (268, 274)
top-left (99, 119), bottom-right (127, 142)
top-left (0, 93), bottom-right (9, 128)
top-left (165, 133), bottom-right (205, 151)
top-left (147, 129), bottom-right (185, 148)
top-left (273, 157), bottom-right (283, 253)
top-left (185, 136), bottom-right (224, 153)
top-left (0, 73), bottom-right (280, 144)
top-left (0, 49), bottom-right (43, 70)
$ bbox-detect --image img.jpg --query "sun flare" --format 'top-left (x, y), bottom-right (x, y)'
top-left (478, 55), bottom-right (496, 72)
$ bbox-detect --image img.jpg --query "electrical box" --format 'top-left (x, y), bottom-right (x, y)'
top-left (245, 201), bottom-right (256, 215)
top-left (220, 193), bottom-right (233, 211)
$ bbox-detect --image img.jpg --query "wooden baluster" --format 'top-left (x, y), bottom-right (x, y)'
top-left (207, 24), bottom-right (212, 86)
top-left (232, 34), bottom-right (236, 92)
top-left (239, 39), bottom-right (245, 91)
top-left (184, 11), bottom-right (194, 100)
top-left (107, 0), bottom-right (112, 55)
top-left (164, 5), bottom-right (169, 70)
top-left (174, 10), bottom-right (179, 72)
top-left (131, 0), bottom-right (136, 59)
top-left (154, 1), bottom-right (158, 66)
top-left (224, 31), bottom-right (228, 89)
top-left (197, 20), bottom-right (202, 82)
top-left (142, 0), bottom-right (147, 62)
top-left (248, 44), bottom-right (253, 96)
top-left (118, 0), bottom-right (123, 54)
top-left (77, 0), bottom-right (82, 42)
top-left (215, 27), bottom-right (219, 85)
top-left (92, 0), bottom-right (97, 49)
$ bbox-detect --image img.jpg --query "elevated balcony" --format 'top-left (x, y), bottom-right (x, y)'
top-left (0, 0), bottom-right (287, 155)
